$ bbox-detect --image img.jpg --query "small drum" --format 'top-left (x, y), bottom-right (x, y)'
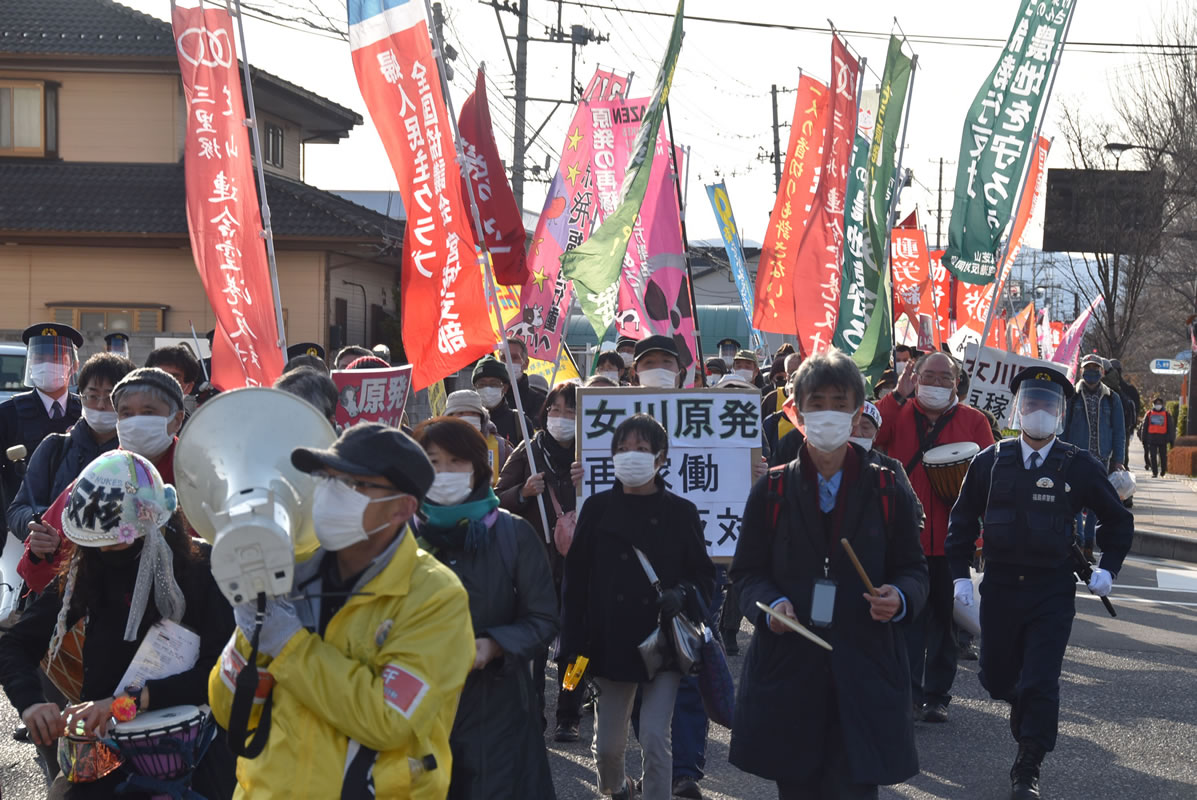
top-left (58, 717), bottom-right (123, 783)
top-left (42, 618), bottom-right (86, 703)
top-left (923, 442), bottom-right (980, 505)
top-left (109, 704), bottom-right (214, 799)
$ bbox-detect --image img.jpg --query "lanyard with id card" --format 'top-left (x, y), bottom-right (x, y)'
top-left (810, 552), bottom-right (837, 629)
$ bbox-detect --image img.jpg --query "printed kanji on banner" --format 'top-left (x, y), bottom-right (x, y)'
top-left (172, 3), bottom-right (285, 390)
top-left (332, 365), bottom-right (413, 430)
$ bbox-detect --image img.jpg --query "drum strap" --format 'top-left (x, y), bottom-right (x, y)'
top-left (226, 595), bottom-right (275, 760)
top-left (905, 406), bottom-right (956, 476)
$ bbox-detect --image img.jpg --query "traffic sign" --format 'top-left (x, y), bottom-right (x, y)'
top-left (1150, 358), bottom-right (1189, 375)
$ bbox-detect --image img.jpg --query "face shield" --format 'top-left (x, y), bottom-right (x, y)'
top-left (1011, 384), bottom-right (1065, 439)
top-left (107, 338), bottom-right (129, 357)
top-left (24, 335), bottom-right (78, 392)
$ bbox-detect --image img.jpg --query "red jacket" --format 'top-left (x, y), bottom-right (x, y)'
top-left (874, 394), bottom-right (995, 556)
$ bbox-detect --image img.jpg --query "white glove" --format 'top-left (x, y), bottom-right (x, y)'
top-left (234, 597), bottom-right (303, 658)
top-left (953, 578), bottom-right (974, 607)
top-left (1087, 568), bottom-right (1113, 597)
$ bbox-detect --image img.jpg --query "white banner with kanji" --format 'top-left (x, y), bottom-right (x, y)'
top-left (962, 343), bottom-right (1073, 430)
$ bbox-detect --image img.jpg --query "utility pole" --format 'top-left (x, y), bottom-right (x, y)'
top-left (771, 84), bottom-right (782, 194)
top-left (512, 0), bottom-right (529, 210)
top-left (936, 157), bottom-right (944, 250)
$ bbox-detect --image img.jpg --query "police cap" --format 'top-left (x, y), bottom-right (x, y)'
top-left (104, 332), bottom-right (130, 346)
top-left (287, 342), bottom-right (327, 362)
top-left (1010, 365), bottom-right (1074, 401)
top-left (22, 323), bottom-right (83, 348)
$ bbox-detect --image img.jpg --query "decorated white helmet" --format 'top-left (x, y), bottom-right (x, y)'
top-left (62, 451), bottom-right (177, 547)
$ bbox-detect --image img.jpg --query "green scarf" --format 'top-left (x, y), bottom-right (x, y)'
top-left (418, 487), bottom-right (500, 554)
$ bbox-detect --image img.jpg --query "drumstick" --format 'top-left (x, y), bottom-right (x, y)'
top-left (841, 538), bottom-right (879, 597)
top-left (755, 601), bottom-right (833, 651)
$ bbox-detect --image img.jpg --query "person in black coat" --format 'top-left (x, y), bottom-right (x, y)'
top-left (499, 338), bottom-right (548, 420)
top-left (560, 414), bottom-right (716, 800)
top-left (412, 417), bottom-right (559, 800)
top-left (473, 356), bottom-right (537, 445)
top-left (729, 348), bottom-right (929, 799)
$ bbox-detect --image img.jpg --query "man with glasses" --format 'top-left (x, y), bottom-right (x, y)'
top-left (874, 352), bottom-right (995, 724)
top-left (0, 324), bottom-right (84, 544)
top-left (208, 422), bottom-right (475, 799)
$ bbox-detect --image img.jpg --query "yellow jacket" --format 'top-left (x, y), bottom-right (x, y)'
top-left (208, 529), bottom-right (475, 799)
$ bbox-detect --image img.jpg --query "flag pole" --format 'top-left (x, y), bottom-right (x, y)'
top-left (230, 0), bottom-right (287, 358)
top-left (973, 10), bottom-right (1077, 370)
top-left (881, 53), bottom-right (918, 359)
top-left (665, 101), bottom-right (706, 385)
top-left (424, 5), bottom-right (553, 541)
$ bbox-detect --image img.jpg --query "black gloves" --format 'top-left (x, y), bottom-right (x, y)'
top-left (658, 586), bottom-right (686, 619)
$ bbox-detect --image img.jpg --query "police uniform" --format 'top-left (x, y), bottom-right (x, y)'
top-left (104, 331), bottom-right (130, 356)
top-left (945, 366), bottom-right (1133, 799)
top-left (286, 342), bottom-right (327, 362)
top-left (0, 324), bottom-right (84, 538)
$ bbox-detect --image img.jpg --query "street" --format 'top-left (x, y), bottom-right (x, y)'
top-left (0, 553), bottom-right (1192, 798)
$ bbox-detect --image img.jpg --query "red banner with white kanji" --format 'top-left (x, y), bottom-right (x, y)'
top-left (752, 74), bottom-right (829, 335)
top-left (349, 1), bottom-right (493, 390)
top-left (332, 365), bottom-right (413, 429)
top-left (891, 228), bottom-right (932, 332)
top-left (172, 4), bottom-right (285, 390)
top-left (788, 38), bottom-right (859, 355)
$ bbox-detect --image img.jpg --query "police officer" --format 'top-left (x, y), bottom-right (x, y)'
top-left (104, 331), bottom-right (130, 357)
top-left (0, 323), bottom-right (83, 541)
top-left (945, 366), bottom-right (1133, 800)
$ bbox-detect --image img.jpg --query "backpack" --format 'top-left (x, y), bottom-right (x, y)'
top-left (765, 460), bottom-right (898, 531)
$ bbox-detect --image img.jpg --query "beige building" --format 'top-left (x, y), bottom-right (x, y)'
top-left (0, 0), bottom-right (402, 362)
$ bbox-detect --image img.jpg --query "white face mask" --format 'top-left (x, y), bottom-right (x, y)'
top-left (734, 369), bottom-right (756, 383)
top-left (613, 451), bottom-right (659, 488)
top-left (637, 368), bottom-right (677, 389)
top-left (1154, 403), bottom-right (1164, 411)
top-left (801, 410), bottom-right (855, 453)
top-left (598, 370), bottom-right (620, 384)
top-left (1020, 409), bottom-right (1059, 440)
top-left (461, 415), bottom-right (483, 432)
top-left (619, 352), bottom-right (634, 367)
top-left (848, 436), bottom-right (874, 452)
top-left (425, 471), bottom-right (473, 506)
top-left (916, 384), bottom-right (955, 411)
top-left (82, 407), bottom-right (118, 435)
top-left (477, 386), bottom-right (504, 409)
top-left (29, 362), bottom-right (71, 393)
top-left (546, 417), bottom-right (575, 443)
top-left (509, 363), bottom-right (524, 381)
top-left (311, 476), bottom-right (401, 551)
top-left (117, 415), bottom-right (174, 460)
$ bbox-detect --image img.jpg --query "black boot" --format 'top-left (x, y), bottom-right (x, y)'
top-left (1010, 741), bottom-right (1045, 799)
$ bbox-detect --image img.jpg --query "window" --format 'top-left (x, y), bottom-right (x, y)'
top-left (0, 79), bottom-right (57, 157)
top-left (265, 122), bottom-right (284, 168)
top-left (49, 305), bottom-right (164, 334)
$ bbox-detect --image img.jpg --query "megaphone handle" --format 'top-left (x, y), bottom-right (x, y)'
top-left (227, 593), bottom-right (274, 760)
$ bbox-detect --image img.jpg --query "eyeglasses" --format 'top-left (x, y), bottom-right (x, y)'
top-left (81, 391), bottom-right (113, 405)
top-left (312, 471), bottom-right (395, 494)
top-left (917, 373), bottom-right (957, 388)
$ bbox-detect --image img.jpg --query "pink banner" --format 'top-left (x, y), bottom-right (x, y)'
top-left (332, 365), bottom-right (413, 429)
top-left (1052, 295), bottom-right (1104, 372)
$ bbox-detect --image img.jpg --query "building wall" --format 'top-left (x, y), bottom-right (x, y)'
top-left (257, 111), bottom-right (303, 181)
top-left (42, 70), bottom-right (181, 163)
top-left (327, 260), bottom-right (399, 349)
top-left (0, 245), bottom-right (327, 352)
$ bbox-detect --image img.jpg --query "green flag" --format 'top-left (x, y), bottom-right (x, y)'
top-left (852, 36), bottom-right (912, 382)
top-left (831, 132), bottom-right (879, 354)
top-left (943, 0), bottom-right (1075, 284)
top-left (559, 0), bottom-right (685, 337)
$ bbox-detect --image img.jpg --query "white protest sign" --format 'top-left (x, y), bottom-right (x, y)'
top-left (962, 343), bottom-right (1073, 430)
top-left (576, 387), bottom-right (762, 560)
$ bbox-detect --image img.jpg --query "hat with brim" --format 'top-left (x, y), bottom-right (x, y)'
top-left (291, 421), bottom-right (434, 500)
top-left (1011, 365), bottom-right (1075, 401)
top-left (633, 334), bottom-right (679, 362)
top-left (862, 401), bottom-right (882, 431)
top-left (716, 375), bottom-right (756, 390)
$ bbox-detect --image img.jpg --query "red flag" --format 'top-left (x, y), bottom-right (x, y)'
top-left (788, 37), bottom-right (859, 355)
top-left (459, 69), bottom-right (527, 286)
top-left (896, 209), bottom-right (920, 229)
top-left (930, 249), bottom-right (953, 347)
top-left (891, 228), bottom-right (931, 327)
top-left (349, 2), bottom-right (493, 390)
top-left (1001, 136), bottom-right (1051, 273)
top-left (172, 4), bottom-right (285, 390)
top-left (753, 74), bottom-right (829, 334)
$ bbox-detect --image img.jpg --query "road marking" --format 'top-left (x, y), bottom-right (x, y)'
top-left (1077, 594), bottom-right (1197, 609)
top-left (1157, 568), bottom-right (1197, 592)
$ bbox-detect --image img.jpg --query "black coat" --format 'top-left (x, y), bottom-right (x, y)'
top-left (496, 432), bottom-right (575, 586)
top-left (729, 444), bottom-right (928, 786)
top-left (560, 481), bottom-right (716, 683)
top-left (420, 510), bottom-right (559, 800)
top-left (506, 375), bottom-right (547, 420)
top-left (0, 390), bottom-right (81, 537)
top-left (488, 400), bottom-right (536, 448)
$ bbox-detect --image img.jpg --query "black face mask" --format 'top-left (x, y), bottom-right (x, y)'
top-left (97, 538), bottom-right (144, 567)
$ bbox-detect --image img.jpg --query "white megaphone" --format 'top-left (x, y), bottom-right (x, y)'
top-left (174, 387), bottom-right (336, 606)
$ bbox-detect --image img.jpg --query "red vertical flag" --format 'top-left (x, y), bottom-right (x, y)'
top-left (891, 228), bottom-right (931, 329)
top-left (929, 249), bottom-right (953, 347)
top-left (753, 75), bottom-right (829, 334)
top-left (459, 68), bottom-right (527, 286)
top-left (789, 37), bottom-right (859, 355)
top-left (349, 1), bottom-right (494, 390)
top-left (172, 4), bottom-right (285, 389)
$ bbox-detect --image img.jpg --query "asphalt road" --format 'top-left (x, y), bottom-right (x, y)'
top-left (0, 554), bottom-right (1193, 799)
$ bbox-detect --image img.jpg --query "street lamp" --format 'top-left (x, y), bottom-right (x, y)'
top-left (1104, 141), bottom-right (1134, 169)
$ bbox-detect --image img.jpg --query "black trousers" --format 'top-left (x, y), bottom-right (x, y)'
top-left (978, 568), bottom-right (1076, 752)
top-left (1145, 440), bottom-right (1169, 475)
top-left (904, 555), bottom-right (957, 707)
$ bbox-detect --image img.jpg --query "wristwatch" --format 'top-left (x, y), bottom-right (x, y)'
top-left (123, 685), bottom-right (143, 711)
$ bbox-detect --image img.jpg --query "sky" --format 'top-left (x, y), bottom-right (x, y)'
top-left (125, 0), bottom-right (1183, 248)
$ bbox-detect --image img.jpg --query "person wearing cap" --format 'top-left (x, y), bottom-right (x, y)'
top-left (332, 345), bottom-right (372, 371)
top-left (729, 348), bottom-right (928, 799)
top-left (633, 335), bottom-right (684, 389)
top-left (1061, 354), bottom-right (1126, 563)
top-left (873, 368), bottom-right (897, 401)
top-left (207, 422), bottom-right (475, 800)
top-left (596, 351), bottom-right (628, 385)
top-left (411, 417), bottom-right (558, 799)
top-left (371, 343), bottom-right (392, 363)
top-left (473, 356), bottom-right (537, 445)
top-left (703, 357), bottom-right (727, 383)
top-left (498, 338), bottom-right (547, 420)
top-left (0, 450), bottom-right (236, 795)
top-left (1140, 396), bottom-right (1175, 477)
top-left (877, 351), bottom-right (995, 724)
top-left (946, 366), bottom-right (1133, 800)
top-left (615, 335), bottom-right (638, 373)
top-left (284, 343), bottom-right (329, 376)
top-left (444, 389), bottom-right (512, 486)
top-left (0, 323), bottom-right (84, 541)
top-left (715, 338), bottom-right (740, 366)
top-left (104, 331), bottom-right (130, 357)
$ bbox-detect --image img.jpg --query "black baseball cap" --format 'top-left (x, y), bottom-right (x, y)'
top-left (633, 335), bottom-right (679, 362)
top-left (291, 422), bottom-right (435, 500)
top-left (1010, 365), bottom-right (1075, 401)
top-left (22, 323), bottom-right (83, 348)
top-left (287, 342), bottom-right (327, 361)
top-left (615, 335), bottom-right (638, 351)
